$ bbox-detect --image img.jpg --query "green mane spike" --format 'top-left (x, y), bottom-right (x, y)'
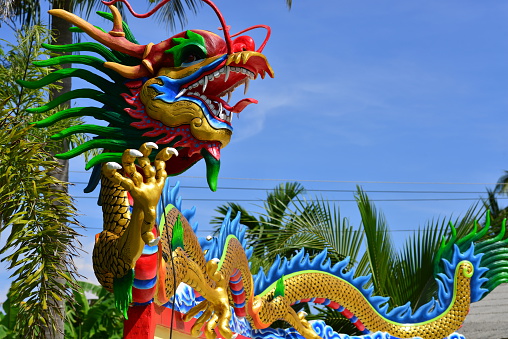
top-left (32, 107), bottom-right (137, 128)
top-left (33, 56), bottom-right (124, 82)
top-left (17, 68), bottom-right (128, 97)
top-left (274, 275), bottom-right (285, 298)
top-left (55, 139), bottom-right (134, 160)
top-left (85, 153), bottom-right (124, 170)
top-left (42, 42), bottom-right (124, 63)
top-left (171, 215), bottom-right (184, 250)
top-left (50, 125), bottom-right (137, 140)
top-left (113, 269), bottom-right (134, 319)
top-left (25, 89), bottom-right (130, 113)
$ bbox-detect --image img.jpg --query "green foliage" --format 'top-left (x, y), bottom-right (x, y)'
top-left (212, 182), bottom-right (311, 272)
top-left (213, 182), bottom-right (365, 273)
top-left (65, 281), bottom-right (123, 339)
top-left (0, 288), bottom-right (21, 338)
top-left (0, 25), bottom-right (82, 338)
top-left (0, 24), bottom-right (87, 152)
top-left (482, 171), bottom-right (508, 239)
top-left (353, 188), bottom-right (481, 310)
top-left (0, 281), bottom-right (123, 338)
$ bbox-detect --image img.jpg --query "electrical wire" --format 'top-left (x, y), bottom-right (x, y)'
top-left (71, 196), bottom-right (508, 202)
top-left (70, 182), bottom-right (501, 194)
top-left (160, 185), bottom-right (176, 339)
top-left (68, 171), bottom-right (508, 186)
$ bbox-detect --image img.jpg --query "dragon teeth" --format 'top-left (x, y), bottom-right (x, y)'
top-left (224, 66), bottom-right (230, 82)
top-left (175, 88), bottom-right (187, 99)
top-left (244, 78), bottom-right (250, 95)
top-left (202, 77), bottom-right (208, 92)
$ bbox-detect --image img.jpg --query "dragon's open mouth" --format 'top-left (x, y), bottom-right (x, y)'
top-left (179, 51), bottom-right (274, 126)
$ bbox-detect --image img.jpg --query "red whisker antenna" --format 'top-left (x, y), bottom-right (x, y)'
top-left (102, 0), bottom-right (233, 54)
top-left (231, 25), bottom-right (271, 53)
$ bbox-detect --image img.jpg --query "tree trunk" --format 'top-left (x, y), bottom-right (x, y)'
top-left (46, 0), bottom-right (72, 337)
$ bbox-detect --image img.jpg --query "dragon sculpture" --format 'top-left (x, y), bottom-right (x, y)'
top-left (21, 1), bottom-right (508, 338)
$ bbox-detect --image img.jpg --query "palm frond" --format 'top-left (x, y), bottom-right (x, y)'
top-left (0, 25), bottom-right (83, 339)
top-left (385, 203), bottom-right (481, 309)
top-left (264, 182), bottom-right (305, 225)
top-left (494, 170), bottom-right (508, 195)
top-left (153, 0), bottom-right (203, 31)
top-left (355, 187), bottom-right (395, 296)
top-left (254, 195), bottom-right (364, 271)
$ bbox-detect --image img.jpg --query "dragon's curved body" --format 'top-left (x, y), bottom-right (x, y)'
top-left (23, 2), bottom-right (508, 339)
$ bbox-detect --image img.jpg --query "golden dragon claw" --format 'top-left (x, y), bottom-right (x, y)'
top-left (180, 255), bottom-right (234, 339)
top-left (103, 143), bottom-right (178, 247)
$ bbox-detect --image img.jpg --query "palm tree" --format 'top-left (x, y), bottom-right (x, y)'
top-left (212, 183), bottom-right (482, 335)
top-left (0, 25), bottom-right (84, 339)
top-left (482, 172), bottom-right (508, 238)
top-left (212, 182), bottom-right (306, 267)
top-left (0, 280), bottom-right (123, 338)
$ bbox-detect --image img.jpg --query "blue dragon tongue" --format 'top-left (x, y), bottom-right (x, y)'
top-left (201, 148), bottom-right (220, 192)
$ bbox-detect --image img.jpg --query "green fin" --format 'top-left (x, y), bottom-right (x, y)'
top-left (274, 275), bottom-right (285, 298)
top-left (113, 269), bottom-right (134, 319)
top-left (172, 214), bottom-right (184, 250)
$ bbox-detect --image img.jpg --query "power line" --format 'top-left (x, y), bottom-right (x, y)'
top-left (71, 196), bottom-right (508, 202)
top-left (68, 172), bottom-right (506, 186)
top-left (82, 226), bottom-right (458, 233)
top-left (181, 176), bottom-right (507, 186)
top-left (69, 182), bottom-right (498, 194)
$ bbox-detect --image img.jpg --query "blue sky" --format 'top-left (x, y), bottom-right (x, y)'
top-left (1, 0), bottom-right (508, 298)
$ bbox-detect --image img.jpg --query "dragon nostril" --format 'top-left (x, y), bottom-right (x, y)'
top-left (232, 35), bottom-right (255, 53)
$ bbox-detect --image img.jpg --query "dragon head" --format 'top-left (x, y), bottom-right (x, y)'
top-left (26, 0), bottom-right (273, 191)
top-left (134, 27), bottom-right (274, 189)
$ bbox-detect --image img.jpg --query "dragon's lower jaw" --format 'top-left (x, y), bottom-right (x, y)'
top-left (165, 147), bottom-right (220, 191)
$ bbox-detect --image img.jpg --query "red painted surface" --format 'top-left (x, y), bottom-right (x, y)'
top-left (341, 308), bottom-right (353, 319)
top-left (353, 319), bottom-right (366, 331)
top-left (232, 291), bottom-right (246, 304)
top-left (234, 307), bottom-right (246, 318)
top-left (327, 301), bottom-right (340, 309)
top-left (132, 286), bottom-right (157, 304)
top-left (135, 253), bottom-right (158, 280)
top-left (123, 303), bottom-right (251, 339)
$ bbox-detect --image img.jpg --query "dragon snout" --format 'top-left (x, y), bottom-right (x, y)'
top-left (232, 35), bottom-right (256, 53)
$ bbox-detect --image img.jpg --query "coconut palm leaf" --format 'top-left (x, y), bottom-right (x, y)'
top-left (354, 187), bottom-right (395, 294)
top-left (482, 188), bottom-right (508, 239)
top-left (494, 170), bottom-right (508, 195)
top-left (211, 202), bottom-right (261, 231)
top-left (260, 196), bottom-right (364, 268)
top-left (212, 182), bottom-right (306, 258)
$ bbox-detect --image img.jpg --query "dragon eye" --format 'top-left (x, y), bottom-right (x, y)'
top-left (184, 54), bottom-right (198, 63)
top-left (180, 45), bottom-right (206, 67)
